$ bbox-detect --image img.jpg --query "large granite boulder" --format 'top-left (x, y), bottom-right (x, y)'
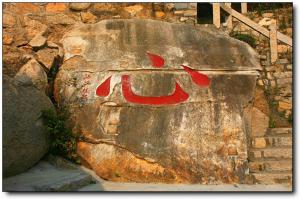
top-left (54, 19), bottom-right (260, 184)
top-left (3, 75), bottom-right (54, 177)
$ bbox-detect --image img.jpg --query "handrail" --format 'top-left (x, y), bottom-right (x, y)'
top-left (219, 3), bottom-right (292, 47)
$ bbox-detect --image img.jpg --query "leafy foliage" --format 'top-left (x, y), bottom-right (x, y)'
top-left (229, 32), bottom-right (257, 48)
top-left (41, 108), bottom-right (80, 164)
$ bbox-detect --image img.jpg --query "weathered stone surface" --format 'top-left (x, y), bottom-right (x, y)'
top-left (3, 75), bottom-right (54, 177)
top-left (3, 13), bottom-right (16, 28)
top-left (155, 11), bottom-right (165, 19)
top-left (252, 138), bottom-right (266, 149)
top-left (24, 18), bottom-right (48, 40)
top-left (81, 12), bottom-right (97, 24)
top-left (69, 3), bottom-right (91, 11)
top-left (263, 148), bottom-right (292, 159)
top-left (46, 14), bottom-right (76, 25)
top-left (29, 35), bottom-right (47, 49)
top-left (92, 3), bottom-right (119, 15)
top-left (15, 59), bottom-right (48, 91)
top-left (46, 3), bottom-right (67, 13)
top-left (251, 107), bottom-right (269, 137)
top-left (4, 3), bottom-right (40, 15)
top-left (36, 48), bottom-right (59, 70)
top-left (55, 19), bottom-right (260, 184)
top-left (123, 5), bottom-right (144, 17)
top-left (278, 101), bottom-right (292, 111)
top-left (3, 34), bottom-right (13, 45)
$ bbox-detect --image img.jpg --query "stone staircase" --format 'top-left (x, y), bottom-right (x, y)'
top-left (249, 128), bottom-right (293, 185)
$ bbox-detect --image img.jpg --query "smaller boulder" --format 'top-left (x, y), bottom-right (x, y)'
top-left (15, 59), bottom-right (48, 91)
top-left (36, 48), bottom-right (59, 71)
top-left (81, 12), bottom-right (97, 24)
top-left (29, 35), bottom-right (47, 50)
top-left (3, 75), bottom-right (54, 177)
top-left (69, 3), bottom-right (91, 11)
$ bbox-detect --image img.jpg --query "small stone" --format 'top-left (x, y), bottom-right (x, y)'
top-left (3, 34), bottom-right (13, 45)
top-left (262, 13), bottom-right (274, 18)
top-left (29, 35), bottom-right (47, 49)
top-left (123, 5), bottom-right (143, 17)
top-left (257, 79), bottom-right (264, 86)
top-left (179, 17), bottom-right (188, 22)
top-left (155, 11), bottom-right (165, 19)
top-left (183, 10), bottom-right (197, 17)
top-left (69, 3), bottom-right (91, 11)
top-left (174, 10), bottom-right (184, 15)
top-left (252, 138), bottom-right (266, 149)
top-left (286, 64), bottom-right (292, 70)
top-left (278, 45), bottom-right (289, 53)
top-left (259, 55), bottom-right (267, 60)
top-left (3, 13), bottom-right (16, 28)
top-left (36, 48), bottom-right (59, 70)
top-left (258, 18), bottom-right (276, 27)
top-left (81, 12), bottom-right (97, 24)
top-left (251, 151), bottom-right (262, 159)
top-left (15, 59), bottom-right (48, 91)
top-left (286, 27), bottom-right (292, 35)
top-left (185, 18), bottom-right (196, 24)
top-left (92, 3), bottom-right (118, 15)
top-left (46, 3), bottom-right (67, 13)
top-left (278, 101), bottom-right (292, 111)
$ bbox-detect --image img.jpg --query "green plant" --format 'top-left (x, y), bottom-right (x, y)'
top-left (279, 19), bottom-right (287, 31)
top-left (41, 108), bottom-right (80, 164)
top-left (229, 32), bottom-right (257, 48)
top-left (269, 117), bottom-right (276, 128)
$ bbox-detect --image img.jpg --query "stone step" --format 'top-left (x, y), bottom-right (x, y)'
top-left (249, 147), bottom-right (292, 159)
top-left (3, 160), bottom-right (95, 191)
top-left (249, 160), bottom-right (292, 173)
top-left (252, 172), bottom-right (292, 184)
top-left (252, 134), bottom-right (292, 148)
top-left (268, 128), bottom-right (292, 136)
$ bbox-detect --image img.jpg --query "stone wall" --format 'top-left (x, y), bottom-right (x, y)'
top-left (230, 7), bottom-right (293, 128)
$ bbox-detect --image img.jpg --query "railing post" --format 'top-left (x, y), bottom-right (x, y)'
top-left (269, 22), bottom-right (278, 63)
top-left (225, 3), bottom-right (232, 29)
top-left (241, 3), bottom-right (247, 14)
top-left (213, 3), bottom-right (221, 28)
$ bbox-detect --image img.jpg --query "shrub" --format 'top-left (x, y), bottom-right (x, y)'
top-left (41, 108), bottom-right (80, 164)
top-left (229, 32), bottom-right (257, 48)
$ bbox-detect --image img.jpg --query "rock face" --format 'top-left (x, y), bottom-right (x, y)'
top-left (3, 75), bottom-right (54, 177)
top-left (54, 19), bottom-right (260, 184)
